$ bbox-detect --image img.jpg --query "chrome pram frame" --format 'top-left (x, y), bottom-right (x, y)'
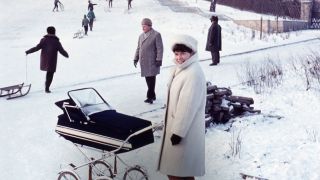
top-left (57, 123), bottom-right (161, 180)
top-left (55, 88), bottom-right (162, 180)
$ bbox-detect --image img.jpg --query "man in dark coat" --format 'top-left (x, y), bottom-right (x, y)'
top-left (206, 16), bottom-right (221, 66)
top-left (134, 18), bottom-right (163, 104)
top-left (26, 26), bottom-right (69, 93)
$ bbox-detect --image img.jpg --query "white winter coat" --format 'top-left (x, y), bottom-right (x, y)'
top-left (157, 37), bottom-right (206, 176)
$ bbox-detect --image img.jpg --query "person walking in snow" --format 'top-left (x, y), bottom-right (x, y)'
top-left (25, 26), bottom-right (69, 93)
top-left (87, 9), bottom-right (95, 31)
top-left (128, 0), bottom-right (132, 10)
top-left (133, 18), bottom-right (163, 104)
top-left (88, 0), bottom-right (97, 11)
top-left (82, 14), bottom-right (89, 35)
top-left (157, 34), bottom-right (206, 180)
top-left (52, 0), bottom-right (61, 12)
top-left (205, 15), bottom-right (222, 66)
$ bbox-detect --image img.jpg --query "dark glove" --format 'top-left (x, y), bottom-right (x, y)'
top-left (155, 61), bottom-right (162, 67)
top-left (25, 51), bottom-right (29, 55)
top-left (134, 60), bottom-right (138, 68)
top-left (170, 134), bottom-right (182, 145)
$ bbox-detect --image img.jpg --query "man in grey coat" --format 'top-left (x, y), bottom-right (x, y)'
top-left (134, 18), bottom-right (163, 104)
top-left (26, 26), bottom-right (69, 93)
top-left (205, 16), bottom-right (221, 66)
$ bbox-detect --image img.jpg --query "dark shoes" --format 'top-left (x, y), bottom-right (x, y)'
top-left (209, 63), bottom-right (218, 66)
top-left (45, 90), bottom-right (51, 93)
top-left (144, 98), bottom-right (153, 104)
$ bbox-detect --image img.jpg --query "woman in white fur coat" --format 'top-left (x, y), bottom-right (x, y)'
top-left (157, 34), bottom-right (206, 180)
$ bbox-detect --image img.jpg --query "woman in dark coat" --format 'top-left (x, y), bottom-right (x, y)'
top-left (26, 26), bottom-right (69, 93)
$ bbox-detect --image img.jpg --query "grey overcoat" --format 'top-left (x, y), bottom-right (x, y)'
top-left (134, 29), bottom-right (163, 77)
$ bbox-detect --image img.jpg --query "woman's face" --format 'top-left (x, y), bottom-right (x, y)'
top-left (174, 51), bottom-right (191, 64)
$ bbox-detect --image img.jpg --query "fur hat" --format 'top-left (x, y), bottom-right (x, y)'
top-left (141, 18), bottom-right (152, 26)
top-left (47, 26), bottom-right (56, 35)
top-left (171, 34), bottom-right (197, 53)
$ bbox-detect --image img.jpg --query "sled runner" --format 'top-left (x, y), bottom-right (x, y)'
top-left (240, 173), bottom-right (269, 180)
top-left (0, 83), bottom-right (31, 100)
top-left (73, 30), bottom-right (84, 39)
top-left (55, 88), bottom-right (160, 180)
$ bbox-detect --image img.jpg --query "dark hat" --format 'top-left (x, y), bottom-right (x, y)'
top-left (141, 18), bottom-right (152, 26)
top-left (210, 16), bottom-right (218, 22)
top-left (47, 26), bottom-right (56, 35)
top-left (172, 44), bottom-right (193, 54)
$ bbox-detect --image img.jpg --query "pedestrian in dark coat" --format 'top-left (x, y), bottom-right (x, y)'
top-left (133, 18), bottom-right (163, 104)
top-left (88, 0), bottom-right (97, 11)
top-left (25, 26), bottom-right (69, 93)
top-left (205, 16), bottom-right (221, 66)
top-left (82, 14), bottom-right (89, 35)
top-left (87, 9), bottom-right (95, 31)
top-left (108, 0), bottom-right (113, 8)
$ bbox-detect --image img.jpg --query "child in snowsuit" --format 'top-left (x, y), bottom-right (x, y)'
top-left (82, 15), bottom-right (89, 35)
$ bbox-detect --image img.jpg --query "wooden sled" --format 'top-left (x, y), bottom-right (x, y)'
top-left (0, 83), bottom-right (31, 100)
top-left (240, 173), bottom-right (269, 180)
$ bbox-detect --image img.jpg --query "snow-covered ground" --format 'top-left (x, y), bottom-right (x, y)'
top-left (1, 0), bottom-right (320, 179)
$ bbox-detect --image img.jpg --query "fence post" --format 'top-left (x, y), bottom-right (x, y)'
top-left (260, 16), bottom-right (263, 40)
top-left (301, 0), bottom-right (313, 27)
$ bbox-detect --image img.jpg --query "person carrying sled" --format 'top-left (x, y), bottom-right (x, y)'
top-left (88, 0), bottom-right (97, 11)
top-left (25, 26), bottom-right (69, 93)
top-left (87, 9), bottom-right (95, 31)
top-left (82, 14), bottom-right (89, 35)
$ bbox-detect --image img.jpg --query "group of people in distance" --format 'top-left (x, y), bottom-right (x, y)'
top-left (25, 13), bottom-right (222, 179)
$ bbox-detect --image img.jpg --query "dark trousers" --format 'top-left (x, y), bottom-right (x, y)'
top-left (45, 71), bottom-right (55, 90)
top-left (84, 25), bottom-right (88, 35)
top-left (145, 76), bottom-right (156, 100)
top-left (53, 4), bottom-right (58, 11)
top-left (89, 20), bottom-right (93, 31)
top-left (211, 51), bottom-right (220, 64)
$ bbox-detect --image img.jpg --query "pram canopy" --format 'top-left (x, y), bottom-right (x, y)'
top-left (55, 88), bottom-right (154, 154)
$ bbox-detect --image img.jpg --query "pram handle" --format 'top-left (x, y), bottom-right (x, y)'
top-left (109, 123), bottom-right (163, 154)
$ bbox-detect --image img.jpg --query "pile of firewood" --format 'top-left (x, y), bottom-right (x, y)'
top-left (205, 82), bottom-right (261, 127)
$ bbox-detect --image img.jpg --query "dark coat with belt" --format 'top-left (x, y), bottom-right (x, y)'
top-left (205, 22), bottom-right (221, 52)
top-left (26, 34), bottom-right (69, 72)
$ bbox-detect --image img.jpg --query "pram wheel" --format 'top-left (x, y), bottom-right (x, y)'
top-left (123, 166), bottom-right (148, 180)
top-left (91, 160), bottom-right (113, 179)
top-left (57, 171), bottom-right (79, 180)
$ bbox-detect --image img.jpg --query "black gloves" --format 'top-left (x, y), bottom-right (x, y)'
top-left (25, 51), bottom-right (29, 55)
top-left (155, 61), bottom-right (162, 67)
top-left (170, 134), bottom-right (182, 145)
top-left (134, 60), bottom-right (138, 68)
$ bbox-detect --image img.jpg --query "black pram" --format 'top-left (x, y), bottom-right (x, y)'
top-left (55, 88), bottom-right (154, 154)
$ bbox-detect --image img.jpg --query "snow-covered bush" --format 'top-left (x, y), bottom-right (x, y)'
top-left (290, 51), bottom-right (320, 91)
top-left (238, 58), bottom-right (283, 94)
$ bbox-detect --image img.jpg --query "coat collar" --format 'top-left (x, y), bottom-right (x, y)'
top-left (167, 53), bottom-right (198, 87)
top-left (44, 34), bottom-right (59, 40)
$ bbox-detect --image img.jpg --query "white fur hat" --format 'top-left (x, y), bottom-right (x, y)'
top-left (171, 34), bottom-right (198, 53)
